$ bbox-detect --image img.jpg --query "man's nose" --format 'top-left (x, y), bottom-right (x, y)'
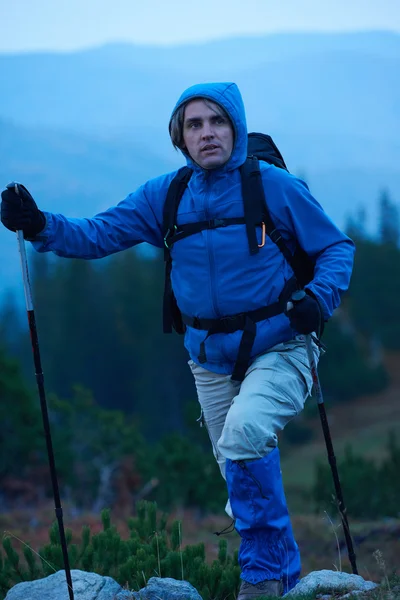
top-left (201, 122), bottom-right (214, 138)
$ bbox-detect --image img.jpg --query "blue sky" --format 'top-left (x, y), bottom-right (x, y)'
top-left (1, 0), bottom-right (400, 52)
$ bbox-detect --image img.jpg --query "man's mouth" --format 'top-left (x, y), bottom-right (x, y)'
top-left (201, 144), bottom-right (219, 152)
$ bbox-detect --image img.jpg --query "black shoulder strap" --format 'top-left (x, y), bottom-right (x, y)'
top-left (239, 157), bottom-right (265, 255)
top-left (163, 166), bottom-right (192, 334)
top-left (163, 167), bottom-right (193, 240)
top-left (240, 156), bottom-right (303, 277)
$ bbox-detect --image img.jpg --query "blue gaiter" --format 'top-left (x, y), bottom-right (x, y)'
top-left (225, 447), bottom-right (301, 593)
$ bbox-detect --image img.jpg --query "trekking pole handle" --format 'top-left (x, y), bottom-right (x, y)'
top-left (14, 185), bottom-right (34, 311)
top-left (285, 289), bottom-right (306, 313)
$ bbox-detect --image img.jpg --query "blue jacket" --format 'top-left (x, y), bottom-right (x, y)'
top-left (33, 82), bottom-right (355, 375)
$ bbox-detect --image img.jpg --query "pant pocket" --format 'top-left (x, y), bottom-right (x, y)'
top-left (280, 353), bottom-right (313, 409)
top-left (282, 337), bottom-right (319, 398)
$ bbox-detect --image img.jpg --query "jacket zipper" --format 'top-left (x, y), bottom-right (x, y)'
top-left (203, 174), bottom-right (220, 317)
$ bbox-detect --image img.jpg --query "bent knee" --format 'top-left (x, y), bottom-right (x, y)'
top-left (217, 407), bottom-right (277, 461)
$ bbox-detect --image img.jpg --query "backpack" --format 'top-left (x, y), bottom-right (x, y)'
top-left (162, 132), bottom-right (315, 380)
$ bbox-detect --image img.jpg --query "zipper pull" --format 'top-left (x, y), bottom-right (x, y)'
top-left (196, 410), bottom-right (205, 428)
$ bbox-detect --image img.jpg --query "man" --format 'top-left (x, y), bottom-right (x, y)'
top-left (1, 82), bottom-right (355, 598)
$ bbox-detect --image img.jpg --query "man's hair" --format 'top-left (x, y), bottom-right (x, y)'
top-left (169, 98), bottom-right (231, 151)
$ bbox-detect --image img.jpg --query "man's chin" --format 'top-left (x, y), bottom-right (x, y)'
top-left (199, 157), bottom-right (228, 170)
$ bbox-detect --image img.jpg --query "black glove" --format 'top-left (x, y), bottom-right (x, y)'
top-left (286, 290), bottom-right (323, 335)
top-left (1, 182), bottom-right (46, 239)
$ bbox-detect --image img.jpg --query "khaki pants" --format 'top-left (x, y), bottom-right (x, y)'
top-left (189, 335), bottom-right (319, 516)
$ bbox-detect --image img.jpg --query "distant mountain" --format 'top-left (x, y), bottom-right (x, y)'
top-left (0, 31), bottom-right (399, 296)
top-left (0, 119), bottom-right (177, 294)
top-left (0, 31), bottom-right (399, 140)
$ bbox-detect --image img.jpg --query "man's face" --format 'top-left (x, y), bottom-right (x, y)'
top-left (182, 99), bottom-right (234, 169)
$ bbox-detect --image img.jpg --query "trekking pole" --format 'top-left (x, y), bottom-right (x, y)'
top-left (15, 186), bottom-right (75, 600)
top-left (287, 290), bottom-right (358, 575)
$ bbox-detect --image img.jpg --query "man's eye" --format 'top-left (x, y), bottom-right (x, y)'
top-left (216, 117), bottom-right (226, 124)
top-left (189, 122), bottom-right (200, 128)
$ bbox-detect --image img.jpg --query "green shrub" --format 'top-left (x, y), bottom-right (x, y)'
top-left (312, 432), bottom-right (400, 519)
top-left (0, 501), bottom-right (241, 600)
top-left (318, 318), bottom-right (389, 404)
top-left (283, 418), bottom-right (315, 446)
top-left (151, 433), bottom-right (227, 512)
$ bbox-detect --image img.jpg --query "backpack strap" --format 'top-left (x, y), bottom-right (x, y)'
top-left (163, 166), bottom-right (193, 250)
top-left (162, 167), bottom-right (193, 334)
top-left (239, 156), bottom-right (265, 255)
top-left (181, 297), bottom-right (287, 381)
top-left (165, 217), bottom-right (247, 248)
top-left (241, 156), bottom-right (303, 281)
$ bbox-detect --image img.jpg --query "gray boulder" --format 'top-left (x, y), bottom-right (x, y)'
top-left (5, 570), bottom-right (122, 600)
top-left (5, 571), bottom-right (203, 600)
top-left (5, 568), bottom-right (378, 600)
top-left (130, 577), bottom-right (203, 599)
top-left (285, 570), bottom-right (378, 597)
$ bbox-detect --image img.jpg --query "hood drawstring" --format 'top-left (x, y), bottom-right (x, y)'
top-left (214, 519), bottom-right (236, 536)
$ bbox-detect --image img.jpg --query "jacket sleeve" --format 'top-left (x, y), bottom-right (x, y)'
top-left (262, 167), bottom-right (356, 319)
top-left (32, 179), bottom-right (167, 259)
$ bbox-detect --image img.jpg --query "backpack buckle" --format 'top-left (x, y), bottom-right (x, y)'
top-left (208, 218), bottom-right (226, 229)
top-left (163, 230), bottom-right (171, 249)
top-left (258, 222), bottom-right (266, 248)
top-left (269, 228), bottom-right (282, 245)
top-left (221, 313), bottom-right (246, 333)
top-left (164, 225), bottom-right (178, 250)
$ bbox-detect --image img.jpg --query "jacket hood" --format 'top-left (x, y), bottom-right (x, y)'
top-left (169, 82), bottom-right (248, 172)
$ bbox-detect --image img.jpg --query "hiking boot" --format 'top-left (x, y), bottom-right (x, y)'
top-left (237, 579), bottom-right (283, 599)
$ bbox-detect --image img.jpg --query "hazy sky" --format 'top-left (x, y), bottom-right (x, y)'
top-left (1, 0), bottom-right (399, 53)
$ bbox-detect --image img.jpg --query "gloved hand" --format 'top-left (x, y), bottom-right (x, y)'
top-left (1, 182), bottom-right (46, 239)
top-left (285, 289), bottom-right (322, 335)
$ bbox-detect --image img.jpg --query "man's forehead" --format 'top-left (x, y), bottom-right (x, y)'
top-left (184, 98), bottom-right (222, 119)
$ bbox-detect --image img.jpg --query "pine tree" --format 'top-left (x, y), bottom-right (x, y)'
top-left (0, 345), bottom-right (43, 487)
top-left (378, 188), bottom-right (399, 246)
top-left (345, 205), bottom-right (368, 241)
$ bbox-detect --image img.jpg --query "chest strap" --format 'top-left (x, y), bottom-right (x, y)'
top-left (181, 299), bottom-right (285, 382)
top-left (164, 217), bottom-right (250, 249)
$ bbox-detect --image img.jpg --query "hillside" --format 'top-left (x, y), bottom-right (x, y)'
top-left (282, 351), bottom-right (400, 496)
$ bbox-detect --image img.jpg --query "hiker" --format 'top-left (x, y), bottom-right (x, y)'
top-left (1, 82), bottom-right (355, 598)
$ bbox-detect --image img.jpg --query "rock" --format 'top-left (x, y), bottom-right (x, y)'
top-left (4, 568), bottom-right (379, 600)
top-left (5, 571), bottom-right (203, 600)
top-left (392, 586), bottom-right (400, 594)
top-left (114, 591), bottom-right (135, 600)
top-left (340, 591), bottom-right (366, 599)
top-left (5, 570), bottom-right (123, 600)
top-left (130, 577), bottom-right (203, 599)
top-left (285, 570), bottom-right (378, 597)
